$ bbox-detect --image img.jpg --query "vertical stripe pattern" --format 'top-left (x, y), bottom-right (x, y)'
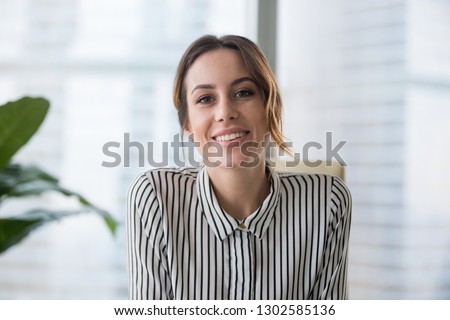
top-left (126, 166), bottom-right (352, 299)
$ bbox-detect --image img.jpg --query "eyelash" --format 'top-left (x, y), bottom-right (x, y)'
top-left (196, 95), bottom-right (214, 104)
top-left (195, 89), bottom-right (254, 105)
top-left (234, 89), bottom-right (254, 98)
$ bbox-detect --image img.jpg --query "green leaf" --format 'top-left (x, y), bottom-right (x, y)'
top-left (0, 164), bottom-right (58, 199)
top-left (0, 97), bottom-right (118, 256)
top-left (0, 97), bottom-right (50, 170)
top-left (90, 207), bottom-right (118, 236)
top-left (0, 209), bottom-right (83, 254)
top-left (0, 163), bottom-right (119, 236)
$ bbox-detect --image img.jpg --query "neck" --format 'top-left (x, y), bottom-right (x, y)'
top-left (206, 161), bottom-right (270, 221)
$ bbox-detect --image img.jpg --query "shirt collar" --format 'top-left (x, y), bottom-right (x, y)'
top-left (196, 165), bottom-right (281, 241)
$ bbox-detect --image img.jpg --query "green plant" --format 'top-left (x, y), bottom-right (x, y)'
top-left (0, 97), bottom-right (117, 254)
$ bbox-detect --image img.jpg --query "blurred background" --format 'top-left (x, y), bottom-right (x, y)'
top-left (0, 0), bottom-right (449, 299)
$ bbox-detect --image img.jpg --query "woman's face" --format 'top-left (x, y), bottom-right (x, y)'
top-left (184, 48), bottom-right (268, 169)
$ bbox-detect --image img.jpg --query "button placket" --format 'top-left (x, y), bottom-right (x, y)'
top-left (239, 222), bottom-right (247, 229)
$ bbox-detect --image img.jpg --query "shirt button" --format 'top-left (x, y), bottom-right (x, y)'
top-left (239, 222), bottom-right (247, 229)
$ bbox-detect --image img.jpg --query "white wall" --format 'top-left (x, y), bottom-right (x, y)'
top-left (278, 0), bottom-right (450, 299)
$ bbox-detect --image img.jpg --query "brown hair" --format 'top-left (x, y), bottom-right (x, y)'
top-left (173, 34), bottom-right (289, 153)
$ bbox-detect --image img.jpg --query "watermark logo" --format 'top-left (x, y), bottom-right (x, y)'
top-left (101, 132), bottom-right (347, 168)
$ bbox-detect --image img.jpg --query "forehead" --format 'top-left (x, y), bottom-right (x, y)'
top-left (185, 49), bottom-right (250, 89)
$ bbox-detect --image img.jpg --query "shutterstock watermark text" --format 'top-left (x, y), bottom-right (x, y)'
top-left (101, 132), bottom-right (347, 168)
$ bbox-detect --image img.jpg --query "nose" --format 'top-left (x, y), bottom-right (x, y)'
top-left (215, 96), bottom-right (238, 122)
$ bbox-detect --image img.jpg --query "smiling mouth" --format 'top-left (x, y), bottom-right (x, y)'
top-left (213, 131), bottom-right (249, 142)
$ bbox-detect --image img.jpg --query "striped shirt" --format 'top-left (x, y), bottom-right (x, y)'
top-left (126, 165), bottom-right (352, 300)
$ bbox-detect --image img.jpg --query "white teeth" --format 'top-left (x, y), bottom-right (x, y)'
top-left (215, 131), bottom-right (247, 142)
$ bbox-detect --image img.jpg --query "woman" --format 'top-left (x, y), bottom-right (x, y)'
top-left (127, 35), bottom-right (351, 300)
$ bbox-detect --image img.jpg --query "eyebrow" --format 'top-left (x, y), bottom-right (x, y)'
top-left (190, 76), bottom-right (257, 95)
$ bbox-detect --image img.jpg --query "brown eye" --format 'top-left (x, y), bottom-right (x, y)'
top-left (197, 95), bottom-right (214, 104)
top-left (235, 89), bottom-right (253, 98)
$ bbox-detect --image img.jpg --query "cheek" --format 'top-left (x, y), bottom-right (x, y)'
top-left (251, 109), bottom-right (268, 131)
top-left (185, 112), bottom-right (207, 139)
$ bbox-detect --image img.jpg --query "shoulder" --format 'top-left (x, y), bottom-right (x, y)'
top-left (277, 171), bottom-right (349, 189)
top-left (277, 172), bottom-right (351, 227)
top-left (144, 166), bottom-right (200, 190)
top-left (127, 167), bottom-right (200, 224)
top-left (129, 167), bottom-right (200, 189)
top-left (276, 171), bottom-right (351, 209)
top-left (276, 171), bottom-right (336, 189)
top-left (128, 167), bottom-right (200, 203)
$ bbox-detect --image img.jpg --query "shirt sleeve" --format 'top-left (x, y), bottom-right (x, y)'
top-left (309, 176), bottom-right (352, 299)
top-left (126, 173), bottom-right (173, 299)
